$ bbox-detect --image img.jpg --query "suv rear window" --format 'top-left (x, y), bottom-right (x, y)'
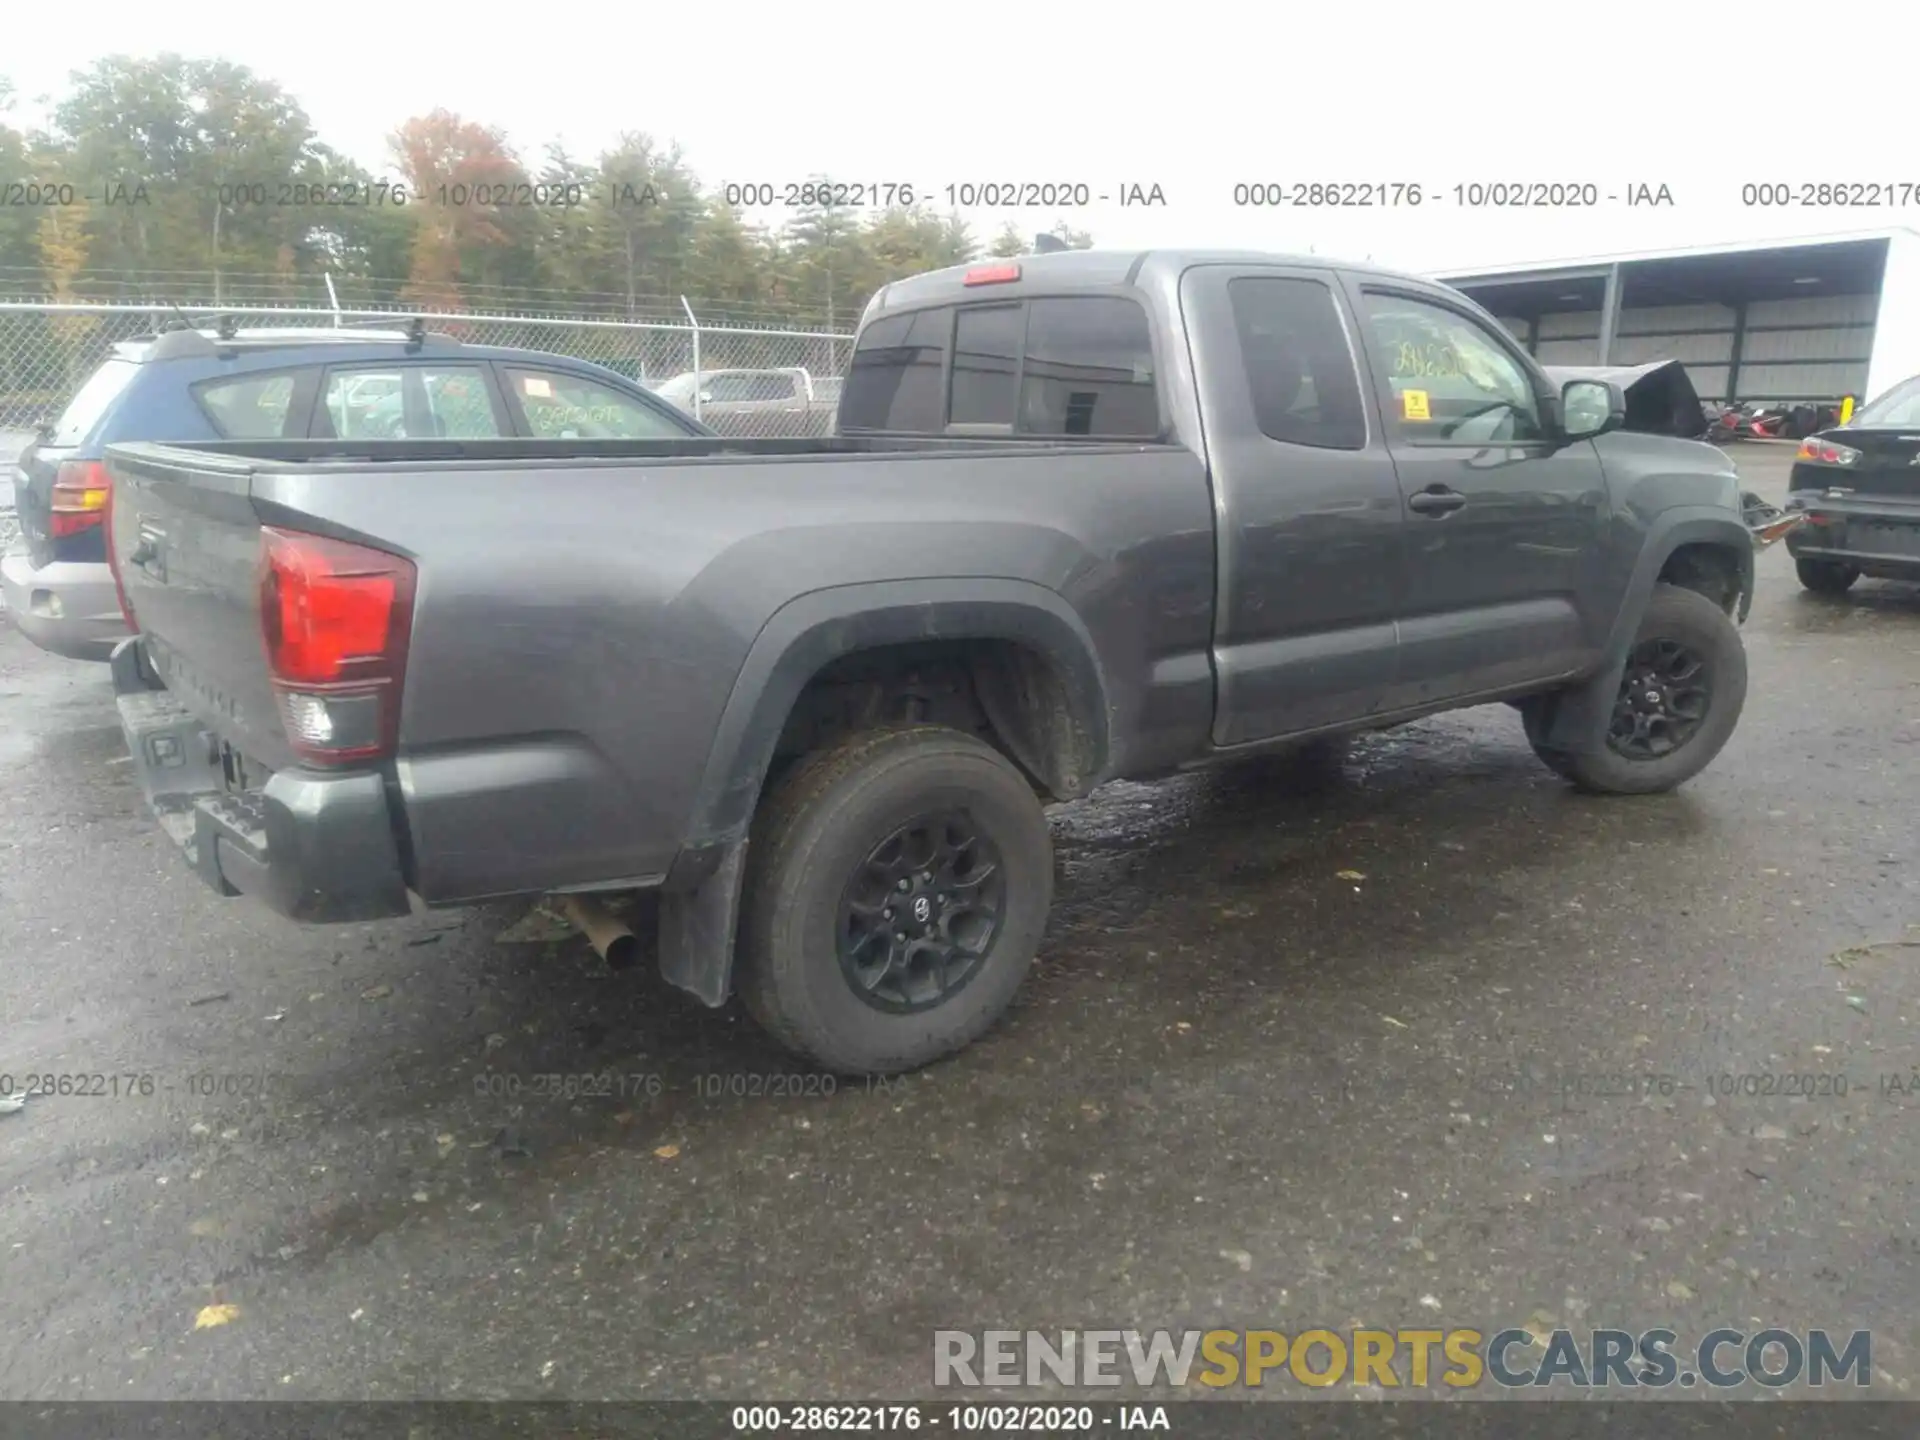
top-left (841, 295), bottom-right (1160, 438)
top-left (48, 357), bottom-right (141, 447)
top-left (196, 372), bottom-right (300, 439)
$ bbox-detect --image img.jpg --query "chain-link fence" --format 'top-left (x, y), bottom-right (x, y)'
top-left (0, 301), bottom-right (858, 455)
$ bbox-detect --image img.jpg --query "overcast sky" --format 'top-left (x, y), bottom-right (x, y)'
top-left (5, 0), bottom-right (1915, 275)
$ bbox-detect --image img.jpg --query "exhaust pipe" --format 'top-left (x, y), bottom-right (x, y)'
top-left (560, 894), bottom-right (640, 971)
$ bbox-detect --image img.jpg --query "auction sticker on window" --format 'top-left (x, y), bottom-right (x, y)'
top-left (1402, 389), bottom-right (1431, 421)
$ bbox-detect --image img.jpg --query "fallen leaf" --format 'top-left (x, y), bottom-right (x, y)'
top-left (1219, 1248), bottom-right (1253, 1272)
top-left (653, 1143), bottom-right (681, 1160)
top-left (1337, 870), bottom-right (1366, 881)
top-left (361, 984), bottom-right (392, 1001)
top-left (1665, 1281), bottom-right (1695, 1301)
top-left (194, 1304), bottom-right (241, 1330)
top-left (1382, 1015), bottom-right (1409, 1029)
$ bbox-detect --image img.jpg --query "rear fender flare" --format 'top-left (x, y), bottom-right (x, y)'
top-left (1539, 509), bottom-right (1754, 753)
top-left (658, 579), bottom-right (1110, 1007)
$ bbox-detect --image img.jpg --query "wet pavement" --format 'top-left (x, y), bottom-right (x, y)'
top-left (2, 449), bottom-right (1918, 1401)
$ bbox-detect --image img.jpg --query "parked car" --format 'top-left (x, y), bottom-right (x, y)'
top-left (653, 367), bottom-right (840, 437)
top-left (1, 324), bottom-right (712, 660)
top-left (1783, 372), bottom-right (1920, 594)
top-left (104, 248), bottom-right (1757, 1074)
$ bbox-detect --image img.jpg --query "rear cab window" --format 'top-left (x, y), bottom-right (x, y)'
top-left (840, 294), bottom-right (1161, 438)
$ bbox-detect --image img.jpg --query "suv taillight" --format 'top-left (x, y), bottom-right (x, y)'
top-left (50, 460), bottom-right (112, 537)
top-left (258, 527), bottom-right (416, 764)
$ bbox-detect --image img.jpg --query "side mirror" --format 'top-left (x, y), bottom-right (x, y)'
top-left (698, 390), bottom-right (714, 406)
top-left (1561, 378), bottom-right (1626, 440)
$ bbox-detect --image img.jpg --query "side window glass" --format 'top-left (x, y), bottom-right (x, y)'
top-left (197, 372), bottom-right (300, 439)
top-left (323, 369), bottom-right (406, 439)
top-left (506, 368), bottom-right (688, 438)
top-left (420, 367), bottom-right (500, 438)
top-left (1018, 297), bottom-right (1159, 438)
top-left (1226, 277), bottom-right (1366, 450)
top-left (840, 308), bottom-right (949, 432)
top-left (1360, 292), bottom-right (1544, 444)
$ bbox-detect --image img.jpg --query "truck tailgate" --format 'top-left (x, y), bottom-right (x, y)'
top-left (108, 444), bottom-right (297, 772)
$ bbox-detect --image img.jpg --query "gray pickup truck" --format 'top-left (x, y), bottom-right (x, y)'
top-left (104, 248), bottom-right (1756, 1074)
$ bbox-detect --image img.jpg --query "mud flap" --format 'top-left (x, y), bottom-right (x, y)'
top-left (1536, 649), bottom-right (1631, 755)
top-left (658, 837), bottom-right (749, 1007)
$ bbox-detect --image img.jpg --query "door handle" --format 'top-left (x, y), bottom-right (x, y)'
top-left (1407, 487), bottom-right (1467, 516)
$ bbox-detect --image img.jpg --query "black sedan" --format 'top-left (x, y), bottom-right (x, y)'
top-left (1783, 374), bottom-right (1920, 595)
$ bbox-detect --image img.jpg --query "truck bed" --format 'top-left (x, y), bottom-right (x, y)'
top-left (103, 432), bottom-right (1215, 917)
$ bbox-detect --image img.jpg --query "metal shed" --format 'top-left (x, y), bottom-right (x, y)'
top-left (1437, 228), bottom-right (1920, 408)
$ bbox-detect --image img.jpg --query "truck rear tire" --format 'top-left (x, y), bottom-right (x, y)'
top-left (1525, 583), bottom-right (1747, 795)
top-left (1796, 558), bottom-right (1859, 596)
top-left (735, 725), bottom-right (1053, 1075)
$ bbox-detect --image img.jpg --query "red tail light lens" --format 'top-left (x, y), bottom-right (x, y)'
top-left (1795, 438), bottom-right (1859, 466)
top-left (259, 527), bottom-right (416, 764)
top-left (49, 460), bottom-right (112, 537)
top-left (963, 263), bottom-right (1021, 286)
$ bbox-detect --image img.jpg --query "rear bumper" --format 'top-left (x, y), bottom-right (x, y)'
top-left (111, 637), bottom-right (414, 922)
top-left (1784, 493), bottom-right (1920, 576)
top-left (0, 550), bottom-right (128, 661)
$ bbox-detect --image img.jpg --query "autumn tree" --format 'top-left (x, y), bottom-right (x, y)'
top-left (388, 110), bottom-right (533, 311)
top-left (10, 61), bottom-right (1097, 323)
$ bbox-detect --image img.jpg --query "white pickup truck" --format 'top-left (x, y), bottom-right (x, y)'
top-left (653, 367), bottom-right (841, 437)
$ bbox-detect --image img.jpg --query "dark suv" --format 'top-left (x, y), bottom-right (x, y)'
top-left (2, 325), bottom-right (709, 660)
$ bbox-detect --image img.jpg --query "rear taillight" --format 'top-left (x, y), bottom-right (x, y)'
top-left (49, 460), bottom-right (112, 537)
top-left (102, 473), bottom-right (138, 630)
top-left (1796, 438), bottom-right (1860, 466)
top-left (258, 527), bottom-right (416, 765)
top-left (963, 263), bottom-right (1021, 286)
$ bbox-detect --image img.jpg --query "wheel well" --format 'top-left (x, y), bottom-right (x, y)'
top-left (1658, 542), bottom-right (1744, 615)
top-left (769, 639), bottom-right (1101, 802)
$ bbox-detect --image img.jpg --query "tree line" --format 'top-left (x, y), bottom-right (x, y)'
top-left (0, 59), bottom-right (1094, 330)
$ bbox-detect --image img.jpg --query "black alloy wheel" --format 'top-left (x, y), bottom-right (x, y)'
top-left (837, 810), bottom-right (1005, 1013)
top-left (1607, 637), bottom-right (1711, 761)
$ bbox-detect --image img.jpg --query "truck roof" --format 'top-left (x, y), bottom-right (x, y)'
top-left (864, 248), bottom-right (1437, 322)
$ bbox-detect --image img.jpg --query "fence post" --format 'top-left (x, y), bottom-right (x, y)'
top-left (324, 273), bottom-right (343, 328)
top-left (680, 295), bottom-right (701, 423)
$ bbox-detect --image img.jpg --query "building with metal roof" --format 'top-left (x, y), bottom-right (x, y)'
top-left (1437, 228), bottom-right (1920, 407)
